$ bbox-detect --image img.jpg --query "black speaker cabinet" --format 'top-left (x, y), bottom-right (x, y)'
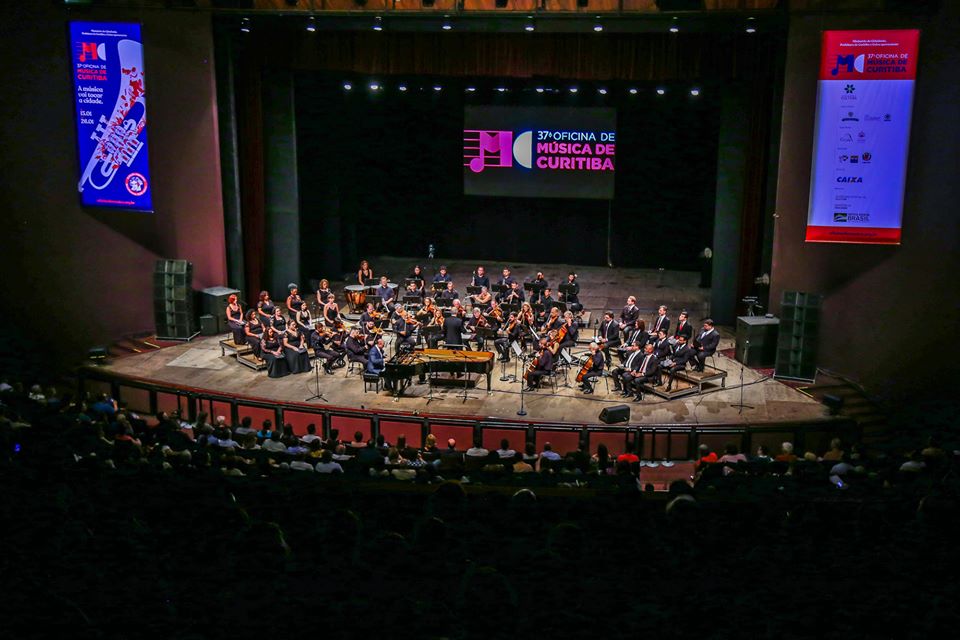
top-left (154, 259), bottom-right (198, 340)
top-left (599, 404), bottom-right (630, 425)
top-left (775, 291), bottom-right (821, 382)
top-left (735, 316), bottom-right (780, 367)
top-left (199, 314), bottom-right (218, 336)
top-left (201, 286), bottom-right (241, 332)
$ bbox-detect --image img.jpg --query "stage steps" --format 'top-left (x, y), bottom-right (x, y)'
top-left (798, 374), bottom-right (890, 446)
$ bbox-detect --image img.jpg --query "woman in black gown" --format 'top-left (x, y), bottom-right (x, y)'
top-left (257, 291), bottom-right (275, 327)
top-left (283, 320), bottom-right (310, 374)
top-left (322, 293), bottom-right (341, 328)
top-left (286, 284), bottom-right (304, 317)
top-left (226, 294), bottom-right (245, 345)
top-left (315, 279), bottom-right (333, 309)
top-left (261, 327), bottom-right (289, 378)
top-left (243, 310), bottom-right (264, 360)
top-left (295, 305), bottom-right (313, 343)
top-left (270, 307), bottom-right (287, 335)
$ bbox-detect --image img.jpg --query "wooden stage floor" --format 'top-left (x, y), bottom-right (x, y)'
top-left (100, 333), bottom-right (828, 427)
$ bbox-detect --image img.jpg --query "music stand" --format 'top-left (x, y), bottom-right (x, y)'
top-left (421, 324), bottom-right (441, 349)
top-left (304, 359), bottom-right (329, 403)
top-left (363, 278), bottom-right (377, 288)
top-left (558, 283), bottom-right (577, 298)
top-left (402, 295), bottom-right (422, 305)
top-left (404, 277), bottom-right (422, 286)
top-left (466, 286), bottom-right (482, 296)
top-left (431, 282), bottom-right (446, 293)
top-left (549, 301), bottom-right (568, 314)
top-left (476, 326), bottom-right (497, 354)
top-left (493, 284), bottom-right (509, 295)
top-left (501, 303), bottom-right (520, 316)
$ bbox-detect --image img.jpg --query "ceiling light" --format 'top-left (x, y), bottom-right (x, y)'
top-left (628, 88), bottom-right (638, 95)
top-left (569, 87), bottom-right (579, 94)
top-left (535, 87), bottom-right (545, 93)
top-left (373, 17), bottom-right (383, 32)
top-left (398, 84), bottom-right (407, 91)
top-left (745, 27), bottom-right (756, 34)
top-left (594, 24), bottom-right (604, 32)
top-left (669, 25), bottom-right (679, 33)
top-left (656, 87), bottom-right (666, 95)
top-left (442, 20), bottom-right (452, 31)
top-left (690, 88), bottom-right (700, 96)
top-left (343, 82), bottom-right (352, 91)
top-left (240, 17), bottom-right (251, 33)
top-left (598, 88), bottom-right (607, 95)
top-left (465, 86), bottom-right (476, 92)
top-left (496, 87), bottom-right (507, 93)
top-left (369, 83), bottom-right (380, 91)
top-left (306, 17), bottom-right (316, 33)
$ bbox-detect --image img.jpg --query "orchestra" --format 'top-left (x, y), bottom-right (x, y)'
top-left (223, 260), bottom-right (711, 399)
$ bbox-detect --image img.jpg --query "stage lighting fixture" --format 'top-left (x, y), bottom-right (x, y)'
top-left (373, 16), bottom-right (383, 31)
top-left (525, 23), bottom-right (535, 32)
top-left (496, 87), bottom-right (507, 92)
top-left (746, 26), bottom-right (756, 33)
top-left (433, 85), bottom-right (443, 91)
top-left (669, 25), bottom-right (679, 33)
top-left (343, 82), bottom-right (353, 90)
top-left (598, 88), bottom-right (607, 95)
top-left (690, 88), bottom-right (700, 96)
top-left (442, 22), bottom-right (453, 30)
top-left (656, 87), bottom-right (666, 95)
top-left (628, 87), bottom-right (638, 94)
top-left (369, 83), bottom-right (381, 91)
top-left (535, 87), bottom-right (545, 93)
top-left (306, 16), bottom-right (316, 33)
top-left (240, 17), bottom-right (250, 33)
top-left (398, 84), bottom-right (407, 91)
top-left (569, 86), bottom-right (578, 93)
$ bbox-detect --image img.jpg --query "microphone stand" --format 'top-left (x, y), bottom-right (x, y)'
top-left (304, 358), bottom-right (328, 403)
top-left (517, 371), bottom-right (527, 417)
top-left (730, 339), bottom-right (754, 414)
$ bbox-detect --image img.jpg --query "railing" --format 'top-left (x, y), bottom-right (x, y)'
top-left (78, 366), bottom-right (857, 461)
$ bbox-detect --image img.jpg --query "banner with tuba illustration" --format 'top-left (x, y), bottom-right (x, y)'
top-left (70, 21), bottom-right (153, 211)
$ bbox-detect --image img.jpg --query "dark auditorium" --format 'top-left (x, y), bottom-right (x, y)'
top-left (1, 0), bottom-right (959, 637)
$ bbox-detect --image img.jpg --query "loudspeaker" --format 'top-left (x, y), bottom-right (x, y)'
top-left (154, 259), bottom-right (197, 340)
top-left (599, 404), bottom-right (630, 425)
top-left (199, 315), bottom-right (218, 336)
top-left (201, 286), bottom-right (240, 332)
top-left (774, 291), bottom-right (821, 382)
top-left (735, 316), bottom-right (779, 367)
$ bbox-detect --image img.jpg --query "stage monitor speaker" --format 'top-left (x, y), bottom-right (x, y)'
top-left (599, 404), bottom-right (630, 425)
top-left (201, 286), bottom-right (240, 330)
top-left (774, 291), bottom-right (820, 382)
top-left (735, 316), bottom-right (779, 367)
top-left (199, 315), bottom-right (218, 336)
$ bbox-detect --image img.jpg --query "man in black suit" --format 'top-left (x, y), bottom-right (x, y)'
top-left (652, 329), bottom-right (672, 360)
top-left (498, 268), bottom-right (516, 288)
top-left (692, 318), bottom-right (720, 372)
top-left (578, 342), bottom-right (605, 394)
top-left (392, 312), bottom-right (416, 354)
top-left (611, 345), bottom-right (645, 394)
top-left (497, 280), bottom-right (524, 305)
top-left (596, 311), bottom-right (620, 366)
top-left (617, 318), bottom-right (647, 363)
top-left (623, 344), bottom-right (660, 401)
top-left (664, 335), bottom-right (695, 391)
top-left (649, 305), bottom-right (670, 337)
top-left (673, 310), bottom-right (693, 343)
top-left (344, 328), bottom-right (368, 367)
top-left (528, 272), bottom-right (548, 304)
top-left (442, 312), bottom-right (465, 349)
top-left (524, 337), bottom-right (555, 391)
top-left (619, 296), bottom-right (640, 330)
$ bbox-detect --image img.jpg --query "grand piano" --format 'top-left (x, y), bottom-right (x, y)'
top-left (384, 348), bottom-right (495, 398)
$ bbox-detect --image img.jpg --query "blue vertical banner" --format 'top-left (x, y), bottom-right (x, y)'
top-left (70, 21), bottom-right (153, 211)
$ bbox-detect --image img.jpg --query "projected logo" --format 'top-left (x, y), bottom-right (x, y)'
top-left (463, 130), bottom-right (533, 173)
top-left (832, 55), bottom-right (865, 76)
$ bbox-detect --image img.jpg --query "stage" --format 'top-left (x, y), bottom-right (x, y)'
top-left (95, 262), bottom-right (829, 430)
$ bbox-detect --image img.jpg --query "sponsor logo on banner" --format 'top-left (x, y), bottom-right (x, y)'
top-left (834, 212), bottom-right (848, 222)
top-left (841, 111), bottom-right (859, 122)
top-left (861, 151), bottom-right (872, 162)
top-left (836, 176), bottom-right (863, 183)
top-left (832, 55), bottom-right (866, 76)
top-left (125, 172), bottom-right (148, 196)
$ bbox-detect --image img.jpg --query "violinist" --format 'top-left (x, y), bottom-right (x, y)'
top-left (393, 310), bottom-right (417, 353)
top-left (519, 302), bottom-right (536, 330)
top-left (286, 284), bottom-right (304, 317)
top-left (543, 307), bottom-right (564, 334)
top-left (309, 325), bottom-right (339, 374)
top-left (322, 293), bottom-right (341, 328)
top-left (523, 335), bottom-right (555, 392)
top-left (357, 260), bottom-right (374, 286)
top-left (484, 301), bottom-right (504, 331)
top-left (577, 342), bottom-right (605, 394)
top-left (560, 272), bottom-right (582, 313)
top-left (361, 320), bottom-right (381, 349)
top-left (344, 328), bottom-right (368, 367)
top-left (494, 312), bottom-right (521, 362)
top-left (360, 303), bottom-right (380, 327)
top-left (315, 279), bottom-right (333, 307)
top-left (472, 286), bottom-right (492, 310)
top-left (256, 290), bottom-right (275, 326)
top-left (416, 297), bottom-right (436, 324)
top-left (426, 307), bottom-right (444, 349)
top-left (464, 307), bottom-right (488, 351)
top-left (557, 311), bottom-right (579, 351)
top-left (471, 266), bottom-right (490, 291)
top-left (225, 294), bottom-right (245, 345)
